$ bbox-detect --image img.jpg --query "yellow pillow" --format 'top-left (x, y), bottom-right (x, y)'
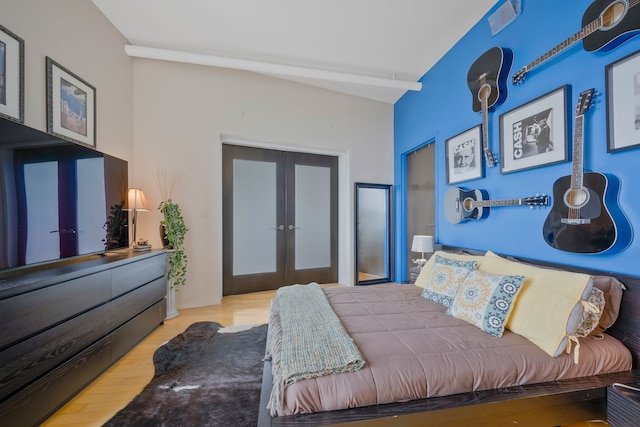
top-left (479, 251), bottom-right (593, 357)
top-left (414, 250), bottom-right (485, 289)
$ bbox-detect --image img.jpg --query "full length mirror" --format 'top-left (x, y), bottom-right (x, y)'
top-left (355, 183), bottom-right (393, 285)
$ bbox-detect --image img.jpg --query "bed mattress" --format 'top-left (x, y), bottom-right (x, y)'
top-left (275, 284), bottom-right (632, 416)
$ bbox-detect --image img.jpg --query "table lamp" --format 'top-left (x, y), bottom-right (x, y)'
top-left (127, 188), bottom-right (150, 250)
top-left (411, 235), bottom-right (434, 269)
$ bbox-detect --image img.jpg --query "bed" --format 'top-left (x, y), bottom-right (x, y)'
top-left (257, 247), bottom-right (640, 426)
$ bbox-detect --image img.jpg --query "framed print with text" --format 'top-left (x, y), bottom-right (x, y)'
top-left (446, 125), bottom-right (483, 184)
top-left (0, 24), bottom-right (24, 123)
top-left (607, 50), bottom-right (640, 152)
top-left (46, 57), bottom-right (96, 147)
top-left (499, 85), bottom-right (568, 174)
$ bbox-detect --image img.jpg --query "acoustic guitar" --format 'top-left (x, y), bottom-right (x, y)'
top-left (467, 47), bottom-right (513, 168)
top-left (542, 89), bottom-right (631, 253)
top-left (445, 186), bottom-right (548, 224)
top-left (513, 0), bottom-right (640, 84)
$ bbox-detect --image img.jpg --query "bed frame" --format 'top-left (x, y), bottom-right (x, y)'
top-left (257, 247), bottom-right (640, 426)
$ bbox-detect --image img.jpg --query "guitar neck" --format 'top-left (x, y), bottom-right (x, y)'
top-left (480, 91), bottom-right (496, 167)
top-left (571, 114), bottom-right (585, 190)
top-left (471, 198), bottom-right (526, 208)
top-left (523, 18), bottom-right (602, 76)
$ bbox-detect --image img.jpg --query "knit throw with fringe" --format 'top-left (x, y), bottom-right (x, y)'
top-left (266, 283), bottom-right (365, 416)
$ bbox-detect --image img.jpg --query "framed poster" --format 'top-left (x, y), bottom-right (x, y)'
top-left (46, 57), bottom-right (96, 147)
top-left (499, 86), bottom-right (568, 174)
top-left (606, 50), bottom-right (640, 152)
top-left (445, 125), bottom-right (483, 184)
top-left (0, 24), bottom-right (24, 123)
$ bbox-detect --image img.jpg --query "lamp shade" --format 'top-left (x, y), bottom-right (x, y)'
top-left (411, 235), bottom-right (434, 253)
top-left (127, 188), bottom-right (150, 211)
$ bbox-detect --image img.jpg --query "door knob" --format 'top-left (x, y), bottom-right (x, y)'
top-left (288, 225), bottom-right (299, 230)
top-left (272, 225), bottom-right (284, 230)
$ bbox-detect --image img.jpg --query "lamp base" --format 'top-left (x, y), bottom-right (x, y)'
top-left (412, 258), bottom-right (427, 269)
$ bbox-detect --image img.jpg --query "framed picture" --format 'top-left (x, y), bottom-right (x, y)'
top-left (499, 86), bottom-right (568, 174)
top-left (0, 24), bottom-right (24, 123)
top-left (445, 125), bottom-right (483, 184)
top-left (46, 57), bottom-right (96, 147)
top-left (606, 50), bottom-right (640, 152)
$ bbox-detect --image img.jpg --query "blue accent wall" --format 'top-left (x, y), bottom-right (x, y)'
top-left (394, 0), bottom-right (640, 280)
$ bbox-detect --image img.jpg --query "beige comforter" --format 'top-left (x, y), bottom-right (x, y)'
top-left (275, 284), bottom-right (632, 416)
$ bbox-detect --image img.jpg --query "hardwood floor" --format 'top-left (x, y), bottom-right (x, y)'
top-left (41, 289), bottom-right (276, 427)
top-left (40, 285), bottom-right (607, 427)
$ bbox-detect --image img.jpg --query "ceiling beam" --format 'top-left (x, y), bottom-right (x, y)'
top-left (125, 45), bottom-right (422, 92)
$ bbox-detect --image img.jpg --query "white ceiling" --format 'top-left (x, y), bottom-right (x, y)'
top-left (92, 0), bottom-right (497, 103)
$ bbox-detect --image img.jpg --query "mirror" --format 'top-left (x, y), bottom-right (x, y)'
top-left (355, 183), bottom-right (393, 285)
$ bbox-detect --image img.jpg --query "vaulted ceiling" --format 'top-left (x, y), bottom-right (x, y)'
top-left (92, 0), bottom-right (497, 103)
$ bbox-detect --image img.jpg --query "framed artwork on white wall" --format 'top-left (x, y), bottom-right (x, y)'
top-left (46, 57), bottom-right (96, 148)
top-left (0, 24), bottom-right (24, 123)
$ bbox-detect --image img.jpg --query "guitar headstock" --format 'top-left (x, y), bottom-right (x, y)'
top-left (523, 194), bottom-right (549, 207)
top-left (484, 148), bottom-right (497, 168)
top-left (576, 88), bottom-right (596, 116)
top-left (512, 67), bottom-right (527, 85)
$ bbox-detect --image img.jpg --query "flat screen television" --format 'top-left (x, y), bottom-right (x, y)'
top-left (0, 117), bottom-right (129, 273)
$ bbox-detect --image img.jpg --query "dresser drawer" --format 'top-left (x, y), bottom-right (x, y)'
top-left (0, 270), bottom-right (111, 349)
top-left (111, 252), bottom-right (166, 297)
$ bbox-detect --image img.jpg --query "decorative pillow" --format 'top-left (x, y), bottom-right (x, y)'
top-left (478, 251), bottom-right (593, 357)
top-left (447, 270), bottom-right (525, 337)
top-left (575, 287), bottom-right (605, 338)
top-left (420, 254), bottom-right (478, 307)
top-left (414, 250), bottom-right (484, 289)
top-left (591, 275), bottom-right (625, 331)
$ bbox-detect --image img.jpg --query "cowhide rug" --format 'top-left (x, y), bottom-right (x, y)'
top-left (104, 322), bottom-right (268, 427)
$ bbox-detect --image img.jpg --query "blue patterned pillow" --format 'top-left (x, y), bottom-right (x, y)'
top-left (421, 255), bottom-right (478, 307)
top-left (447, 270), bottom-right (525, 337)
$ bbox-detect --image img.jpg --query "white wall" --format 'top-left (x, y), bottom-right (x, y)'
top-left (133, 59), bottom-right (394, 308)
top-left (3, 0), bottom-right (394, 309)
top-left (2, 0), bottom-right (134, 161)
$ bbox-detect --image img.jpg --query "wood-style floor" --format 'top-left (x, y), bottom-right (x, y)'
top-left (41, 289), bottom-right (276, 427)
top-left (41, 286), bottom-right (607, 427)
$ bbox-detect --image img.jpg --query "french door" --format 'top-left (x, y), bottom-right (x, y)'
top-left (222, 144), bottom-right (338, 295)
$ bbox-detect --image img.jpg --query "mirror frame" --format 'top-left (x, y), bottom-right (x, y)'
top-left (354, 182), bottom-right (393, 285)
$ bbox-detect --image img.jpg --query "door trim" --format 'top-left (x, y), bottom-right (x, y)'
top-left (218, 137), bottom-right (352, 299)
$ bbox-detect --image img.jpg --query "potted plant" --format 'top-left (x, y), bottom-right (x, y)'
top-left (157, 172), bottom-right (188, 319)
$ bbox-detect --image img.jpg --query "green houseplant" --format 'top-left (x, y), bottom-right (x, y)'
top-left (159, 199), bottom-right (188, 289)
top-left (157, 171), bottom-right (188, 291)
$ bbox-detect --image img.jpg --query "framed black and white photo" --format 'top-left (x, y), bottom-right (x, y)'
top-left (0, 24), bottom-right (24, 123)
top-left (46, 57), bottom-right (96, 147)
top-left (499, 86), bottom-right (568, 174)
top-left (606, 50), bottom-right (640, 152)
top-left (446, 125), bottom-right (483, 184)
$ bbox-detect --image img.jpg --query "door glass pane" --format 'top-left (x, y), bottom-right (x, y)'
top-left (232, 159), bottom-right (277, 275)
top-left (24, 162), bottom-right (60, 264)
top-left (295, 164), bottom-right (330, 270)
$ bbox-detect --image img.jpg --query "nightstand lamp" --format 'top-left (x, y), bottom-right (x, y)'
top-left (126, 188), bottom-right (151, 251)
top-left (411, 235), bottom-right (434, 270)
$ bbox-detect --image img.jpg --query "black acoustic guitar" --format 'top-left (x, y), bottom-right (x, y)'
top-left (467, 47), bottom-right (513, 168)
top-left (542, 89), bottom-right (631, 253)
top-left (513, 0), bottom-right (640, 84)
top-left (445, 186), bottom-right (548, 224)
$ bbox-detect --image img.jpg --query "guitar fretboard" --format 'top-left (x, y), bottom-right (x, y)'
top-left (522, 1), bottom-right (640, 75)
top-left (471, 199), bottom-right (524, 208)
top-left (570, 115), bottom-right (585, 192)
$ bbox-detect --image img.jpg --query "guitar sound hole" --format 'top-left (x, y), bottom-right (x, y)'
top-left (477, 84), bottom-right (492, 102)
top-left (601, 2), bottom-right (626, 29)
top-left (564, 188), bottom-right (589, 209)
top-left (463, 198), bottom-right (475, 212)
